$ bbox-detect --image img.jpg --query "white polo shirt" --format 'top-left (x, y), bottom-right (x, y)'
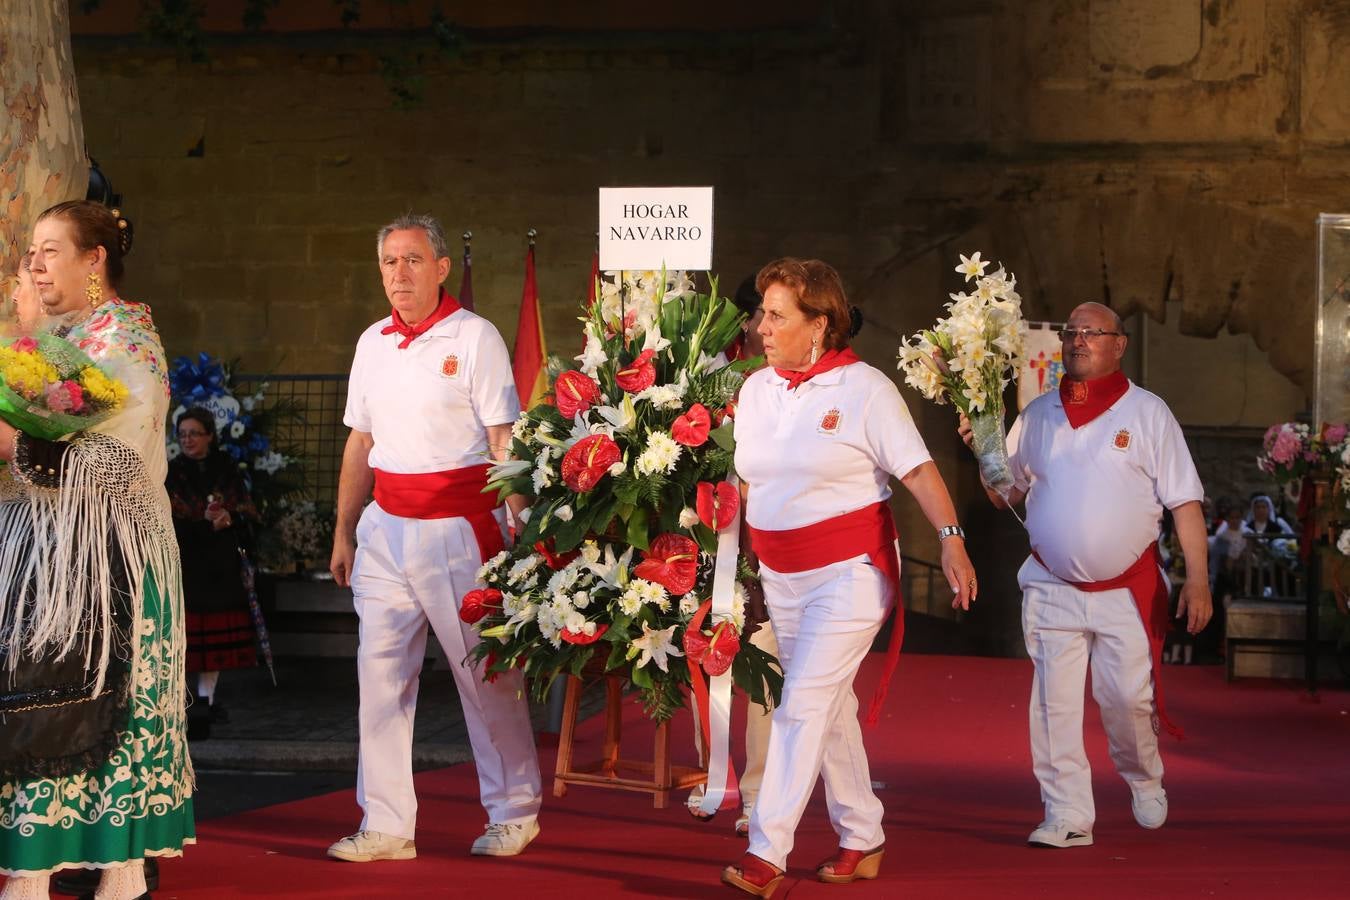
top-left (343, 307), bottom-right (520, 474)
top-left (1008, 381), bottom-right (1203, 583)
top-left (735, 362), bottom-right (932, 531)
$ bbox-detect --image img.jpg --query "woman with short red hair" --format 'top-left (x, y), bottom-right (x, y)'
top-left (721, 258), bottom-right (976, 896)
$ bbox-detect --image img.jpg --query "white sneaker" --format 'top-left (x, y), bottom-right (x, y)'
top-left (327, 830), bottom-right (417, 862)
top-left (1131, 790), bottom-right (1168, 829)
top-left (470, 820), bottom-right (540, 857)
top-left (1028, 820), bottom-right (1093, 848)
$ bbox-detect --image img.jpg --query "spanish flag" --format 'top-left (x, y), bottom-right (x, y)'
top-left (512, 245), bottom-right (549, 410)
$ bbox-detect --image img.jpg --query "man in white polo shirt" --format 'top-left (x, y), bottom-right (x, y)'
top-left (327, 214), bottom-right (541, 863)
top-left (963, 301), bottom-right (1212, 849)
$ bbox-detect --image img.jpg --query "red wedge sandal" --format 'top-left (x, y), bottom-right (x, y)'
top-left (816, 844), bottom-right (885, 884)
top-left (722, 853), bottom-right (785, 897)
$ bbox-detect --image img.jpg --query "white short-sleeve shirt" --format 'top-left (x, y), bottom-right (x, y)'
top-left (343, 308), bottom-right (520, 474)
top-left (734, 361), bottom-right (933, 531)
top-left (1008, 382), bottom-right (1204, 582)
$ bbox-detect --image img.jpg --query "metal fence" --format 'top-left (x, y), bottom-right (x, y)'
top-left (234, 373), bottom-right (349, 506)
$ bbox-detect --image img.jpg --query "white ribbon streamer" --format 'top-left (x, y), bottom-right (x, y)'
top-left (698, 472), bottom-right (740, 817)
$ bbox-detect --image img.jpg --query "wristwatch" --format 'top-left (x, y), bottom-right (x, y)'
top-left (937, 525), bottom-right (966, 541)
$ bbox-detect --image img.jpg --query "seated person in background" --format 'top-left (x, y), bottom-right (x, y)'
top-left (1244, 494), bottom-right (1293, 536)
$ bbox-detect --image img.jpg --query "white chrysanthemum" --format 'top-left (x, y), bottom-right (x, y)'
top-left (507, 554), bottom-right (544, 587)
top-left (477, 550), bottom-right (509, 582)
top-left (532, 465), bottom-right (553, 495)
top-left (635, 431), bottom-right (683, 477)
top-left (618, 587), bottom-right (643, 616)
top-left (678, 593), bottom-right (700, 618)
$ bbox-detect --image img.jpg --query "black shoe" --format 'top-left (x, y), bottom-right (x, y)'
top-left (75, 893), bottom-right (150, 900)
top-left (211, 701), bottom-right (230, 725)
top-left (54, 858), bottom-right (159, 894)
top-left (187, 696), bottom-right (213, 741)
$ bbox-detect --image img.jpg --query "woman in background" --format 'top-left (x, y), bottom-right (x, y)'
top-left (167, 407), bottom-right (259, 736)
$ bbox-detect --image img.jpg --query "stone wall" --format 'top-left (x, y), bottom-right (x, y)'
top-left (63, 2), bottom-right (1350, 634)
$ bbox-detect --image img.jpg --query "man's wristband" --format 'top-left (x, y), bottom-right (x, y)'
top-left (937, 525), bottom-right (966, 541)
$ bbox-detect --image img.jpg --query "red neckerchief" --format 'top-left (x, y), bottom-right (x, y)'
top-left (1059, 369), bottom-right (1128, 428)
top-left (775, 347), bottom-right (861, 391)
top-left (381, 287), bottom-right (460, 349)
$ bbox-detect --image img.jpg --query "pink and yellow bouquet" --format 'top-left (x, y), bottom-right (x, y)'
top-left (0, 334), bottom-right (129, 440)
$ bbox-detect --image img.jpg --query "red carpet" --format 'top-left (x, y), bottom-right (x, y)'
top-left (167, 656), bottom-right (1350, 897)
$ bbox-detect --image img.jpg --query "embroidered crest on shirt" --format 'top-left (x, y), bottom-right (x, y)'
top-left (818, 408), bottom-right (842, 434)
top-left (1112, 428), bottom-right (1131, 451)
top-left (441, 354), bottom-right (460, 377)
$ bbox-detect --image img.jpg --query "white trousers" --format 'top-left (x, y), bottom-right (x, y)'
top-left (747, 555), bottom-right (891, 870)
top-left (351, 504), bottom-right (542, 840)
top-left (1019, 556), bottom-right (1164, 831)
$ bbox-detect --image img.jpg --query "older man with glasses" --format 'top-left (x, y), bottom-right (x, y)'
top-left (960, 301), bottom-right (1212, 850)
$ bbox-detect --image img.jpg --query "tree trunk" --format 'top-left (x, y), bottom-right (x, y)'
top-left (0, 0), bottom-right (86, 291)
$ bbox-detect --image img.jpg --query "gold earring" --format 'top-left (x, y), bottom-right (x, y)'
top-left (810, 338), bottom-right (819, 366)
top-left (85, 272), bottom-right (102, 307)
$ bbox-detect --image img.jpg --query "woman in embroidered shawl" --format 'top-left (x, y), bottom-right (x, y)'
top-left (0, 201), bottom-right (193, 900)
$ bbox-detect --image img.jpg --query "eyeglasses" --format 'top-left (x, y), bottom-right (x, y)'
top-left (1058, 327), bottom-right (1125, 343)
top-left (177, 429), bottom-right (209, 439)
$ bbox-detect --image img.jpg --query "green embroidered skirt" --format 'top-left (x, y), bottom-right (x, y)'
top-left (0, 573), bottom-right (195, 875)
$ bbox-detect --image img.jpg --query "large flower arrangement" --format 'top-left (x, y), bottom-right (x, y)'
top-left (897, 251), bottom-right (1028, 489)
top-left (168, 353), bottom-right (304, 526)
top-left (467, 270), bottom-right (782, 720)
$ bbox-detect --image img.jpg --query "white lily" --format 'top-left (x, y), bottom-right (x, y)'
top-left (585, 543), bottom-right (635, 589)
top-left (487, 458), bottom-right (532, 481)
top-left (595, 394), bottom-right (637, 433)
top-left (629, 622), bottom-right (684, 673)
top-left (576, 325), bottom-right (608, 377)
top-left (641, 321), bottom-right (672, 355)
top-left (956, 252), bottom-right (988, 282)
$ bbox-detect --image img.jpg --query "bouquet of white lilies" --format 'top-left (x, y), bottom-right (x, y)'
top-left (897, 251), bottom-right (1028, 490)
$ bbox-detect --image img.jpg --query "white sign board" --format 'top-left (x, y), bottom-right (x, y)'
top-left (598, 186), bottom-right (713, 271)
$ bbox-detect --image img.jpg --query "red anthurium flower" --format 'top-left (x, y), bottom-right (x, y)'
top-left (459, 587), bottom-right (503, 624)
top-left (554, 370), bottom-right (601, 419)
top-left (632, 532), bottom-right (700, 596)
top-left (684, 621), bottom-right (742, 676)
top-left (561, 434), bottom-right (621, 492)
top-left (682, 599), bottom-right (742, 676)
top-left (671, 403), bottom-right (712, 447)
top-left (560, 623), bottom-right (609, 645)
top-left (696, 481), bottom-right (740, 532)
top-left (615, 349), bottom-right (656, 393)
top-left (534, 539), bottom-right (581, 570)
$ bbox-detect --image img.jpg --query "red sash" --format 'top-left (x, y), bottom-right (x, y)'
top-left (748, 501), bottom-right (903, 726)
top-left (1031, 543), bottom-right (1182, 739)
top-left (372, 463), bottom-right (504, 563)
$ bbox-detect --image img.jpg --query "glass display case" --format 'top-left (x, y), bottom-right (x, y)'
top-left (1315, 214), bottom-right (1350, 428)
